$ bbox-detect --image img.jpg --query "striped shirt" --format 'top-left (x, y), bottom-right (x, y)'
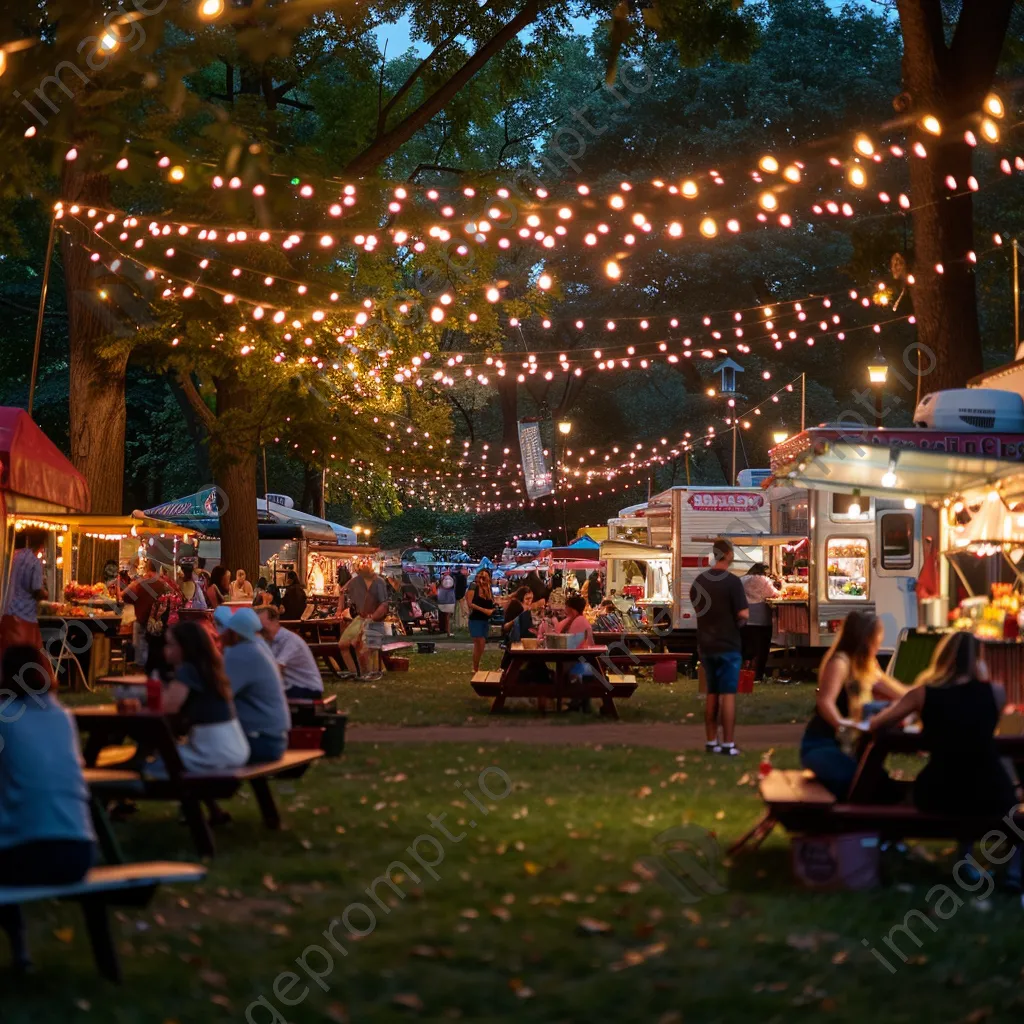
top-left (4, 548), bottom-right (43, 623)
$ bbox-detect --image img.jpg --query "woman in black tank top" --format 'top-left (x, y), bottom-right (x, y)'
top-left (800, 611), bottom-right (906, 799)
top-left (870, 631), bottom-right (1017, 816)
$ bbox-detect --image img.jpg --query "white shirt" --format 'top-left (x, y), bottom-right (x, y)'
top-left (3, 548), bottom-right (43, 623)
top-left (270, 627), bottom-right (324, 694)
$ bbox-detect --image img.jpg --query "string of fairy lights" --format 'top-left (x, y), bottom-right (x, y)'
top-left (10, 20), bottom-right (1019, 516)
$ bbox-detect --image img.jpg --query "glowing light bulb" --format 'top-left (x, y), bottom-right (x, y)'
top-left (782, 165), bottom-right (801, 183)
top-left (681, 180), bottom-right (698, 198)
top-left (699, 217), bottom-right (718, 238)
top-left (980, 118), bottom-right (1000, 143)
top-left (853, 134), bottom-right (874, 157)
top-left (604, 260), bottom-right (621, 280)
top-left (759, 155), bottom-right (779, 173)
top-left (848, 166), bottom-right (867, 188)
top-left (984, 93), bottom-right (1004, 118)
top-left (921, 115), bottom-right (942, 135)
top-left (758, 191), bottom-right (778, 211)
top-left (199, 0), bottom-right (225, 18)
top-left (168, 165), bottom-right (185, 182)
top-left (100, 31), bottom-right (119, 51)
top-left (537, 273), bottom-right (552, 290)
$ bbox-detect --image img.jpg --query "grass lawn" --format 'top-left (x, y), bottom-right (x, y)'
top-left (61, 647), bottom-right (817, 727)
top-left (6, 742), bottom-right (1023, 1023)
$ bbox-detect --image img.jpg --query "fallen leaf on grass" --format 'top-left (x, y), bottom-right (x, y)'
top-left (410, 945), bottom-right (440, 959)
top-left (715, 810), bottom-right (726, 821)
top-left (522, 861), bottom-right (542, 876)
top-left (617, 881), bottom-right (642, 894)
top-left (300, 839), bottom-right (313, 851)
top-left (200, 969), bottom-right (227, 988)
top-left (460, 908), bottom-right (479, 919)
top-left (508, 978), bottom-right (534, 999)
top-left (325, 1003), bottom-right (349, 1022)
top-left (635, 786), bottom-right (653, 799)
top-left (786, 933), bottom-right (819, 953)
top-left (682, 908), bottom-right (702, 926)
top-left (491, 907), bottom-right (511, 922)
top-left (577, 917), bottom-right (612, 935)
top-left (270, 924), bottom-right (291, 937)
top-left (500, 893), bottom-right (516, 905)
top-left (74, 999), bottom-right (90, 1011)
top-left (261, 874), bottom-right (278, 892)
top-left (610, 942), bottom-right (668, 972)
top-left (632, 860), bottom-right (657, 881)
top-left (669, 772), bottom-right (688, 783)
top-left (392, 993), bottom-right (424, 1012)
top-left (54, 927), bottom-right (74, 944)
top-left (209, 994), bottom-right (232, 1009)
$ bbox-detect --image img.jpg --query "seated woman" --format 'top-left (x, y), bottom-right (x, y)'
top-left (869, 631), bottom-right (1018, 817)
top-left (800, 611), bottom-right (905, 800)
top-left (0, 646), bottom-right (96, 971)
top-left (558, 594), bottom-right (595, 646)
top-left (155, 620), bottom-right (250, 773)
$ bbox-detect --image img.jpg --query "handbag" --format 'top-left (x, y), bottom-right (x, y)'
top-left (341, 615), bottom-right (365, 644)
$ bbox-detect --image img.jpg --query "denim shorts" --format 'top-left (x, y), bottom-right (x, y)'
top-left (702, 650), bottom-right (743, 695)
top-left (468, 619), bottom-right (490, 639)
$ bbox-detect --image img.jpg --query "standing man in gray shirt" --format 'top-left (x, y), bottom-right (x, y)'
top-left (339, 559), bottom-right (390, 681)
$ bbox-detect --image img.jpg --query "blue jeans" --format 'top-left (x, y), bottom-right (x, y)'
top-left (247, 732), bottom-right (288, 764)
top-left (702, 650), bottom-right (742, 695)
top-left (800, 734), bottom-right (857, 800)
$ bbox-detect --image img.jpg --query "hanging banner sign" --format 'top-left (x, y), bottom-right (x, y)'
top-left (518, 421), bottom-right (553, 500)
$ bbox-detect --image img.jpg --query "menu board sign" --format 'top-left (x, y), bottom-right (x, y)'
top-left (686, 491), bottom-right (765, 512)
top-left (518, 421), bottom-right (553, 500)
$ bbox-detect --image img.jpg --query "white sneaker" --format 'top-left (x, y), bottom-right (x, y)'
top-left (717, 742), bottom-right (742, 756)
top-left (705, 740), bottom-right (722, 754)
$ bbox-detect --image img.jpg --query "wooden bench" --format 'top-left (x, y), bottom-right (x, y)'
top-left (308, 642), bottom-right (345, 676)
top-left (731, 767), bottom-right (1024, 855)
top-left (472, 671), bottom-right (637, 718)
top-left (85, 750), bottom-right (324, 858)
top-left (0, 861), bottom-right (205, 981)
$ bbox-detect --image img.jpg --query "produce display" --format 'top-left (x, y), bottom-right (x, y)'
top-left (64, 581), bottom-right (110, 602)
top-left (777, 583), bottom-right (809, 601)
top-left (41, 602), bottom-right (120, 619)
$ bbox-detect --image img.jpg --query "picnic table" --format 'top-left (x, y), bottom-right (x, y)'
top-left (733, 724), bottom-right (1024, 855)
top-left (72, 705), bottom-right (322, 857)
top-left (471, 644), bottom-right (637, 719)
top-left (40, 614), bottom-right (126, 690)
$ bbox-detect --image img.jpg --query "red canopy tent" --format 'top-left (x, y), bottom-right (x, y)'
top-left (0, 408), bottom-right (90, 514)
top-left (0, 408), bottom-right (90, 608)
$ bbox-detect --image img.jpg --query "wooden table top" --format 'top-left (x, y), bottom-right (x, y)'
top-left (97, 674), bottom-right (148, 687)
top-left (71, 703), bottom-right (165, 719)
top-left (508, 644), bottom-right (608, 657)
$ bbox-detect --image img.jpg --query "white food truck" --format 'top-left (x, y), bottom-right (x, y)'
top-left (601, 486), bottom-right (770, 633)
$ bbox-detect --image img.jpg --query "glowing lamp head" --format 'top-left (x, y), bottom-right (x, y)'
top-left (867, 350), bottom-right (889, 385)
top-left (848, 490), bottom-right (863, 518)
top-left (168, 165), bottom-right (185, 182)
top-left (100, 31), bottom-right (119, 52)
top-left (921, 115), bottom-right (942, 136)
top-left (881, 470), bottom-right (897, 488)
top-left (199, 0), bottom-right (225, 18)
top-left (772, 431), bottom-right (788, 445)
top-left (557, 421), bottom-right (572, 437)
top-left (980, 118), bottom-right (1000, 143)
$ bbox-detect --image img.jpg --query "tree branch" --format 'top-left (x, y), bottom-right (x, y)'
top-left (447, 393), bottom-right (477, 443)
top-left (176, 371), bottom-right (217, 432)
top-left (345, 0), bottom-right (541, 176)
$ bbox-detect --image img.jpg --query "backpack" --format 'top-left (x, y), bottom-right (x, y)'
top-left (147, 588), bottom-right (183, 635)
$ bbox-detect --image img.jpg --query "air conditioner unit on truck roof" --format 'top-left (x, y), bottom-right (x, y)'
top-left (913, 389), bottom-right (1024, 432)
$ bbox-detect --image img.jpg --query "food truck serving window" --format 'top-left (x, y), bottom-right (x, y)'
top-left (826, 538), bottom-right (869, 600)
top-left (879, 512), bottom-right (914, 571)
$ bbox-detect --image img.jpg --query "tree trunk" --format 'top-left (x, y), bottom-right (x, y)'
top-left (897, 0), bottom-right (1016, 390)
top-left (212, 378), bottom-right (261, 580)
top-left (300, 463), bottom-right (325, 518)
top-left (60, 161), bottom-right (128, 515)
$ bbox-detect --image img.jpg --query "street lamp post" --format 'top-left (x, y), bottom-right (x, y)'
top-left (557, 420), bottom-right (572, 544)
top-left (867, 350), bottom-right (889, 428)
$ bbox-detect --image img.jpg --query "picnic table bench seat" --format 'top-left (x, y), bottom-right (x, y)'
top-left (0, 861), bottom-right (205, 981)
top-left (288, 693), bottom-right (337, 711)
top-left (85, 750), bottom-right (324, 858)
top-left (471, 671), bottom-right (504, 695)
top-left (731, 767), bottom-right (1024, 855)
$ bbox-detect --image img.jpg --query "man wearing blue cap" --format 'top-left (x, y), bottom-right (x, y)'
top-left (214, 606), bottom-right (291, 763)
